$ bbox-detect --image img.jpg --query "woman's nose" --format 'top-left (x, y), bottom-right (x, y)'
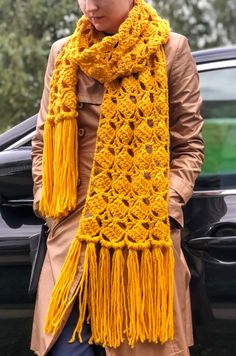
top-left (84, 0), bottom-right (99, 13)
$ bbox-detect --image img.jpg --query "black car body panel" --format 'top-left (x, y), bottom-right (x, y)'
top-left (0, 47), bottom-right (236, 355)
top-left (0, 148), bottom-right (33, 201)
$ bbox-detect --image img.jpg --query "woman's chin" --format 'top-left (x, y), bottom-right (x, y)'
top-left (93, 23), bottom-right (105, 32)
top-left (92, 23), bottom-right (116, 34)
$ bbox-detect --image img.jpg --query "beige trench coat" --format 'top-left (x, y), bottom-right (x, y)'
top-left (30, 31), bottom-right (204, 356)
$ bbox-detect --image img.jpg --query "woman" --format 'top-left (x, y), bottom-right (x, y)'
top-left (31, 0), bottom-right (204, 355)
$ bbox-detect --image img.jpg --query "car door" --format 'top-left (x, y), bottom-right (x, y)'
top-left (0, 124), bottom-right (42, 355)
top-left (182, 59), bottom-right (236, 355)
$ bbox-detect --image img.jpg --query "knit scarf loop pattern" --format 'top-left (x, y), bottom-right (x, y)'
top-left (41, 0), bottom-right (174, 348)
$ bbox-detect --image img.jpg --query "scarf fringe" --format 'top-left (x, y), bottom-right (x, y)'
top-left (44, 240), bottom-right (174, 348)
top-left (39, 118), bottom-right (79, 219)
top-left (44, 238), bottom-right (82, 334)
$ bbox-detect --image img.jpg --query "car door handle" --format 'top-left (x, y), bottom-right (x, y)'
top-left (1, 198), bottom-right (33, 207)
top-left (186, 236), bottom-right (236, 265)
top-left (187, 236), bottom-right (236, 250)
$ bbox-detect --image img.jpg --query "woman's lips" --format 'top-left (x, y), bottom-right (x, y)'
top-left (90, 16), bottom-right (105, 21)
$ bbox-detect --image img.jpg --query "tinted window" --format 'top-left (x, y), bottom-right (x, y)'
top-left (197, 66), bottom-right (236, 190)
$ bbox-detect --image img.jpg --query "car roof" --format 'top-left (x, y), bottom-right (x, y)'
top-left (193, 45), bottom-right (236, 64)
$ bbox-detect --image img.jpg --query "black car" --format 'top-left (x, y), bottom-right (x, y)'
top-left (0, 46), bottom-right (236, 356)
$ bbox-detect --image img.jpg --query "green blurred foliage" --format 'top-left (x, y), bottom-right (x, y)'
top-left (152, 0), bottom-right (236, 50)
top-left (0, 0), bottom-right (80, 132)
top-left (202, 119), bottom-right (236, 173)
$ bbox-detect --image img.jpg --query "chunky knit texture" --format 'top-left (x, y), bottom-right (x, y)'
top-left (41, 0), bottom-right (174, 348)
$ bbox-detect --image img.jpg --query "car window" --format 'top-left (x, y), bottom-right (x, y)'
top-left (21, 140), bottom-right (32, 147)
top-left (198, 66), bottom-right (236, 190)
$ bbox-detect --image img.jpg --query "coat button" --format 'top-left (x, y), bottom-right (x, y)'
top-left (78, 128), bottom-right (85, 137)
top-left (78, 102), bottom-right (84, 109)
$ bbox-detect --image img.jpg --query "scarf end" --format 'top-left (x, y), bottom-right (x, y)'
top-left (44, 241), bottom-right (174, 348)
top-left (44, 237), bottom-right (82, 335)
top-left (39, 118), bottom-right (79, 220)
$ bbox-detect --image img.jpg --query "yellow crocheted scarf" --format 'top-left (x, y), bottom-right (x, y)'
top-left (40, 0), bottom-right (174, 348)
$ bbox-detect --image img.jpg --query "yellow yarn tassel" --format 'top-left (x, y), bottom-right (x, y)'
top-left (69, 242), bottom-right (98, 344)
top-left (110, 249), bottom-right (126, 347)
top-left (96, 247), bottom-right (111, 345)
top-left (127, 249), bottom-right (141, 347)
top-left (39, 121), bottom-right (54, 217)
top-left (164, 247), bottom-right (175, 340)
top-left (87, 243), bottom-right (98, 343)
top-left (152, 247), bottom-right (164, 340)
top-left (125, 247), bottom-right (174, 346)
top-left (40, 118), bottom-right (79, 219)
top-left (152, 246), bottom-right (174, 343)
top-left (44, 238), bottom-right (82, 335)
top-left (140, 249), bottom-right (154, 342)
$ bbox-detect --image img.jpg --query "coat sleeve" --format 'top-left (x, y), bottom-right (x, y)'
top-left (168, 35), bottom-right (204, 229)
top-left (31, 43), bottom-right (56, 219)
